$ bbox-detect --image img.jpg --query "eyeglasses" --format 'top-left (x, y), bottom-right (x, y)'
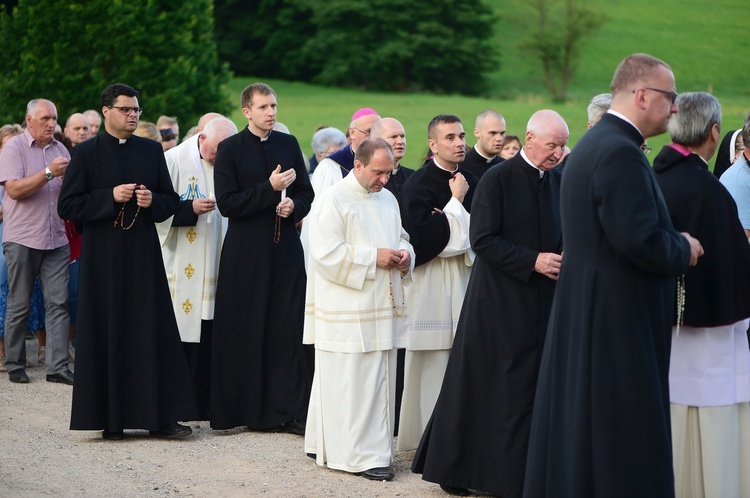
top-left (352, 127), bottom-right (370, 136)
top-left (633, 87), bottom-right (678, 104)
top-left (109, 106), bottom-right (143, 116)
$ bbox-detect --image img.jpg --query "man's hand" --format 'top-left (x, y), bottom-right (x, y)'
top-left (134, 184), bottom-right (152, 208)
top-left (449, 173), bottom-right (469, 203)
top-left (276, 197), bottom-right (295, 218)
top-left (534, 252), bottom-right (563, 280)
top-left (394, 249), bottom-right (412, 272)
top-left (377, 248), bottom-right (402, 269)
top-left (48, 156), bottom-right (69, 177)
top-left (269, 164), bottom-right (296, 191)
top-left (113, 183), bottom-right (138, 203)
top-left (193, 197), bottom-right (217, 215)
top-left (681, 232), bottom-right (704, 266)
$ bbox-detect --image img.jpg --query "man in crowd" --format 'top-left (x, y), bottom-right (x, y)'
top-left (0, 99), bottom-right (72, 385)
top-left (83, 109), bottom-right (102, 136)
top-left (64, 113), bottom-right (91, 147)
top-left (211, 83), bottom-right (314, 435)
top-left (370, 117), bottom-right (414, 207)
top-left (304, 138), bottom-right (414, 481)
top-left (397, 114), bottom-right (476, 451)
top-left (157, 116), bottom-right (238, 420)
top-left (413, 110), bottom-right (568, 497)
top-left (524, 53), bottom-right (703, 497)
top-left (157, 115), bottom-right (180, 151)
top-left (587, 93), bottom-right (612, 129)
top-left (459, 110), bottom-right (506, 180)
top-left (59, 83), bottom-right (196, 439)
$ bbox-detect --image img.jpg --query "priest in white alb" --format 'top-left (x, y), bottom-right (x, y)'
top-left (157, 116), bottom-right (238, 419)
top-left (303, 138), bottom-right (415, 482)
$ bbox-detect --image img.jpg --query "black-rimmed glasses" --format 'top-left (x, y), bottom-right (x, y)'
top-left (109, 106), bottom-right (143, 116)
top-left (633, 87), bottom-right (678, 104)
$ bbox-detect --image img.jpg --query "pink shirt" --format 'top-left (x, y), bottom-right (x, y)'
top-left (0, 129), bottom-right (69, 250)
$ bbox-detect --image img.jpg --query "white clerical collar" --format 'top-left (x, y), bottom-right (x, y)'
top-left (432, 157), bottom-right (458, 173)
top-left (119, 138), bottom-right (127, 144)
top-left (474, 145), bottom-right (496, 163)
top-left (247, 125), bottom-right (271, 142)
top-left (520, 148), bottom-right (544, 178)
top-left (606, 110), bottom-right (644, 139)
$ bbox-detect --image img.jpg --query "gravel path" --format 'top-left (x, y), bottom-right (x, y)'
top-left (0, 339), bottom-right (444, 497)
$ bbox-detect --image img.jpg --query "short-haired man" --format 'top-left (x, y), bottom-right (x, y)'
top-left (83, 109), bottom-right (102, 135)
top-left (0, 99), bottom-right (72, 385)
top-left (157, 115), bottom-right (180, 152)
top-left (413, 110), bottom-right (567, 497)
top-left (64, 113), bottom-right (91, 147)
top-left (211, 83), bottom-right (314, 434)
top-left (460, 110), bottom-right (506, 179)
top-left (525, 53), bottom-right (703, 497)
top-left (59, 83), bottom-right (197, 439)
top-left (157, 117), bottom-right (238, 420)
top-left (370, 118), bottom-right (414, 206)
top-left (311, 108), bottom-right (381, 195)
top-left (720, 111), bottom-right (750, 238)
top-left (397, 114), bottom-right (477, 451)
top-left (304, 138), bottom-right (415, 481)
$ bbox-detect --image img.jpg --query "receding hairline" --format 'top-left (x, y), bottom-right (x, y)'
top-left (370, 117), bottom-right (404, 139)
top-left (610, 53), bottom-right (673, 95)
top-left (26, 99), bottom-right (56, 116)
top-left (475, 110), bottom-right (505, 129)
top-left (526, 110), bottom-right (569, 137)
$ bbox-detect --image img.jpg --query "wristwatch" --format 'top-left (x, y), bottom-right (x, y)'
top-left (45, 167), bottom-right (54, 181)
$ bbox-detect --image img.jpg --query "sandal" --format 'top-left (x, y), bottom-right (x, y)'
top-left (0, 355), bottom-right (6, 372)
top-left (37, 346), bottom-right (46, 365)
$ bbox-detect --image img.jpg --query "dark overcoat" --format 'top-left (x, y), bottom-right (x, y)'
top-left (524, 114), bottom-right (691, 498)
top-left (58, 132), bottom-right (197, 431)
top-left (413, 154), bottom-right (561, 498)
top-left (210, 128), bottom-right (314, 430)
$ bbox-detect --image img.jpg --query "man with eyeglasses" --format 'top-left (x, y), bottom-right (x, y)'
top-left (59, 83), bottom-right (198, 440)
top-left (0, 98), bottom-right (73, 385)
top-left (524, 54), bottom-right (704, 497)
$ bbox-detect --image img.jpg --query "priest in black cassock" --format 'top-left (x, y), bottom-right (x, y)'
top-left (370, 117), bottom-right (414, 208)
top-left (58, 83), bottom-right (197, 440)
top-left (458, 110), bottom-right (505, 180)
top-left (210, 83), bottom-right (314, 434)
top-left (524, 54), bottom-right (704, 498)
top-left (412, 110), bottom-right (568, 498)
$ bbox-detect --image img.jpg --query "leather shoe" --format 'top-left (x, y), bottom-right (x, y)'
top-left (46, 370), bottom-right (74, 385)
top-left (149, 422), bottom-right (192, 439)
top-left (8, 369), bottom-right (30, 384)
top-left (355, 467), bottom-right (395, 481)
top-left (102, 430), bottom-right (124, 440)
top-left (440, 484), bottom-right (471, 496)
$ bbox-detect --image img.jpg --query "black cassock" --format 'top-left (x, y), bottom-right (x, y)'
top-left (211, 128), bottom-right (314, 430)
top-left (59, 132), bottom-right (197, 432)
top-left (412, 154), bottom-right (561, 498)
top-left (459, 145), bottom-right (502, 180)
top-left (524, 114), bottom-right (691, 498)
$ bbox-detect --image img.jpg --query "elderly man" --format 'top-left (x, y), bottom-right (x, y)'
top-left (413, 110), bottom-right (567, 497)
top-left (525, 54), bottom-right (703, 497)
top-left (587, 93), bottom-right (612, 129)
top-left (370, 118), bottom-right (414, 206)
top-left (311, 108), bottom-right (380, 195)
top-left (720, 111), bottom-right (750, 237)
top-left (157, 117), bottom-right (238, 420)
top-left (654, 92), bottom-right (750, 498)
top-left (0, 99), bottom-right (72, 385)
top-left (310, 127), bottom-right (347, 171)
top-left (83, 110), bottom-right (102, 136)
top-left (64, 113), bottom-right (91, 147)
top-left (460, 110), bottom-right (506, 180)
top-left (397, 114), bottom-right (476, 452)
top-left (211, 83), bottom-right (314, 434)
top-left (59, 83), bottom-right (196, 439)
top-left (304, 138), bottom-right (414, 481)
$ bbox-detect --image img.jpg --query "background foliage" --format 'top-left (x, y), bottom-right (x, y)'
top-left (0, 0), bottom-right (231, 126)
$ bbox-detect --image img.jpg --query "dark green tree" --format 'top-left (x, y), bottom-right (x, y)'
top-left (0, 0), bottom-right (231, 126)
top-left (515, 0), bottom-right (607, 101)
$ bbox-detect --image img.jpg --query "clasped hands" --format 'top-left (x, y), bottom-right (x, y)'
top-left (377, 248), bottom-right (412, 272)
top-left (113, 183), bottom-right (152, 208)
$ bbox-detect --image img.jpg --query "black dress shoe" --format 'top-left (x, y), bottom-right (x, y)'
top-left (102, 430), bottom-right (125, 440)
top-left (46, 370), bottom-right (74, 385)
top-left (306, 453), bottom-right (316, 460)
top-left (440, 484), bottom-right (471, 496)
top-left (149, 422), bottom-right (192, 439)
top-left (8, 369), bottom-right (29, 384)
top-left (281, 420), bottom-right (306, 436)
top-left (355, 467), bottom-right (395, 481)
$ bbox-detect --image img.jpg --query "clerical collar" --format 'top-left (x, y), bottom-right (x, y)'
top-left (520, 148), bottom-right (544, 178)
top-left (432, 157), bottom-right (458, 173)
top-left (247, 125), bottom-right (272, 142)
top-left (473, 145), bottom-right (496, 163)
top-left (606, 110), bottom-right (644, 139)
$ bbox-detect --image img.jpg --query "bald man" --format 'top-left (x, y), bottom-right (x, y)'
top-left (83, 110), bottom-right (102, 135)
top-left (413, 110), bottom-right (568, 497)
top-left (370, 117), bottom-right (414, 207)
top-left (64, 113), bottom-right (91, 147)
top-left (460, 110), bottom-right (506, 180)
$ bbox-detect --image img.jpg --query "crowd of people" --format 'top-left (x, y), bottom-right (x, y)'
top-left (1, 51), bottom-right (749, 497)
